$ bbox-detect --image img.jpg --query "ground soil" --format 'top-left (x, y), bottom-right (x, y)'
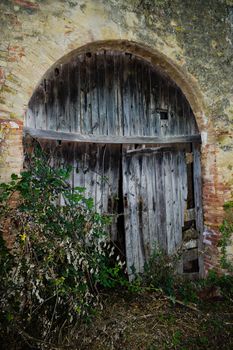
top-left (74, 290), bottom-right (233, 350)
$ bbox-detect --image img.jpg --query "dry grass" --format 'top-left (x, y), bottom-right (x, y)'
top-left (3, 289), bottom-right (232, 349)
top-left (73, 290), bottom-right (233, 350)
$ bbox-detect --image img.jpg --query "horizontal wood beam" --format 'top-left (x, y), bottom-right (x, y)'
top-left (126, 147), bottom-right (173, 155)
top-left (23, 127), bottom-right (201, 144)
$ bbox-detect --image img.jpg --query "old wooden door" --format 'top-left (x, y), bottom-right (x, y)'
top-left (25, 50), bottom-right (203, 277)
top-left (122, 145), bottom-right (188, 275)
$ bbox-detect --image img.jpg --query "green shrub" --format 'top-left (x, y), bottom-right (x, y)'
top-left (0, 149), bottom-right (125, 348)
top-left (200, 269), bottom-right (233, 300)
top-left (142, 245), bottom-right (180, 296)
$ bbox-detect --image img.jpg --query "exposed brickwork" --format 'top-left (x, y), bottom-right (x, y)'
top-left (8, 45), bottom-right (26, 62)
top-left (0, 118), bottom-right (23, 183)
top-left (203, 228), bottom-right (221, 274)
top-left (13, 0), bottom-right (40, 10)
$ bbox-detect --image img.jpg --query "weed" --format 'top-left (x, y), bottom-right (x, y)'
top-left (0, 147), bottom-right (125, 348)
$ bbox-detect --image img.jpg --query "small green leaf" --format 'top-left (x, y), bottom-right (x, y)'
top-left (74, 186), bottom-right (86, 193)
top-left (85, 197), bottom-right (94, 210)
top-left (11, 173), bottom-right (19, 180)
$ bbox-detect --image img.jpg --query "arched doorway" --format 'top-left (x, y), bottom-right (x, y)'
top-left (25, 49), bottom-right (203, 278)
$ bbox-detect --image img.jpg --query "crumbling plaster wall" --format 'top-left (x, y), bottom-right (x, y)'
top-left (0, 0), bottom-right (232, 272)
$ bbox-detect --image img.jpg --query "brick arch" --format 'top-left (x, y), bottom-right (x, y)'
top-left (1, 40), bottom-right (211, 180)
top-left (1, 40), bottom-right (224, 275)
top-left (27, 43), bottom-right (210, 277)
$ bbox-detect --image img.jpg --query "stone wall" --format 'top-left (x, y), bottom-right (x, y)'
top-left (0, 0), bottom-right (232, 273)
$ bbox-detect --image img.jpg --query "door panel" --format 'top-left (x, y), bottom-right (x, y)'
top-left (122, 145), bottom-right (188, 276)
top-left (41, 141), bottom-right (121, 241)
top-left (73, 143), bottom-right (121, 241)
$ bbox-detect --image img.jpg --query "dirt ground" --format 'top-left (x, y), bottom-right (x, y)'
top-left (74, 290), bottom-right (233, 350)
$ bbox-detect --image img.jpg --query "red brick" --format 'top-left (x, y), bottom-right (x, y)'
top-left (13, 0), bottom-right (39, 10)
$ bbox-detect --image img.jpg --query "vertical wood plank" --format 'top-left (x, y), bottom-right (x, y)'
top-left (69, 59), bottom-right (78, 132)
top-left (150, 71), bottom-right (159, 136)
top-left (122, 145), bottom-right (133, 276)
top-left (154, 151), bottom-right (167, 251)
top-left (105, 52), bottom-right (115, 135)
top-left (86, 53), bottom-right (93, 134)
top-left (79, 54), bottom-right (87, 134)
top-left (117, 53), bottom-right (124, 136)
top-left (163, 151), bottom-right (174, 254)
top-left (113, 54), bottom-right (120, 135)
top-left (85, 54), bottom-right (92, 134)
top-left (122, 53), bottom-right (130, 136)
top-left (96, 52), bottom-right (106, 135)
top-left (138, 60), bottom-right (145, 136)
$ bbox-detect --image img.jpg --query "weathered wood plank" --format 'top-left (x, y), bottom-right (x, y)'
top-left (140, 154), bottom-right (149, 261)
top-left (171, 152), bottom-right (182, 249)
top-left (96, 52), bottom-right (106, 135)
top-left (126, 146), bottom-right (173, 155)
top-left (122, 53), bottom-right (130, 136)
top-left (129, 55), bottom-right (137, 136)
top-left (163, 152), bottom-right (174, 254)
top-left (27, 51), bottom-right (200, 139)
top-left (86, 53), bottom-right (93, 134)
top-left (33, 83), bottom-right (46, 130)
top-left (24, 127), bottom-right (201, 144)
top-left (154, 151), bottom-right (167, 251)
top-left (69, 59), bottom-right (79, 132)
top-left (122, 146), bottom-right (135, 276)
top-left (80, 54), bottom-right (90, 134)
top-left (107, 144), bottom-right (121, 241)
top-left (184, 208), bottom-right (196, 221)
top-left (113, 54), bottom-right (120, 135)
